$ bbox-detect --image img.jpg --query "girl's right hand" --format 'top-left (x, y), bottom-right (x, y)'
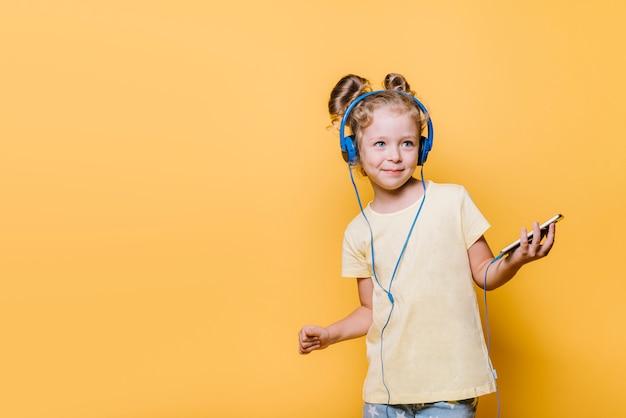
top-left (298, 325), bottom-right (330, 354)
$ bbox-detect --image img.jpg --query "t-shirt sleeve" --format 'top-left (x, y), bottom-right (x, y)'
top-left (341, 226), bottom-right (373, 278)
top-left (461, 188), bottom-right (490, 249)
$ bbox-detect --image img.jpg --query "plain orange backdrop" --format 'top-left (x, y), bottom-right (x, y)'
top-left (1, 1), bottom-right (625, 417)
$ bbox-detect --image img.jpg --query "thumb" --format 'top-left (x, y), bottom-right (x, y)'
top-left (302, 326), bottom-right (321, 339)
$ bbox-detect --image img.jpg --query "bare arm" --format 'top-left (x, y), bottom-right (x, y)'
top-left (469, 221), bottom-right (557, 290)
top-left (298, 277), bottom-right (373, 354)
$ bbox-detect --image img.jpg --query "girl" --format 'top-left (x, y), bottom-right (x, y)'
top-left (298, 73), bottom-right (556, 418)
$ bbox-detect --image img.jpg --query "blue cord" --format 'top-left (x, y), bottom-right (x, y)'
top-left (350, 163), bottom-right (505, 417)
top-left (348, 166), bottom-right (427, 416)
top-left (483, 254), bottom-right (503, 418)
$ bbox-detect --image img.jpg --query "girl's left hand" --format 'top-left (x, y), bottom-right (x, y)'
top-left (508, 221), bottom-right (556, 266)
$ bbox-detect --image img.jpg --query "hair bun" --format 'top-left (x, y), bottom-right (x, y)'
top-left (383, 73), bottom-right (414, 95)
top-left (328, 74), bottom-right (372, 127)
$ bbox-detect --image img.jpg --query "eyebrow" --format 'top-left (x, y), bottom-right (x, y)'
top-left (365, 134), bottom-right (418, 141)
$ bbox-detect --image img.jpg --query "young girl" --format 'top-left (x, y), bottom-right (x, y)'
top-left (298, 73), bottom-right (557, 418)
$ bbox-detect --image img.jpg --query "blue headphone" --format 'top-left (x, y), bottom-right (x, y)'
top-left (339, 90), bottom-right (434, 166)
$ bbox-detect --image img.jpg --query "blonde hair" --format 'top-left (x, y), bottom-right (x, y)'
top-left (328, 73), bottom-right (427, 168)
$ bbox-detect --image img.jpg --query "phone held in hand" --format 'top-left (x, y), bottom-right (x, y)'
top-left (499, 214), bottom-right (564, 255)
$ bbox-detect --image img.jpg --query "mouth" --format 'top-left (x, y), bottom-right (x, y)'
top-left (382, 168), bottom-right (404, 174)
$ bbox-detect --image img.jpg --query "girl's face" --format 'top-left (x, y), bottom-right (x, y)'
top-left (359, 108), bottom-right (419, 193)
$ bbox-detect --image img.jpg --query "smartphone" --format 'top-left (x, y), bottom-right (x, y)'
top-left (498, 214), bottom-right (564, 255)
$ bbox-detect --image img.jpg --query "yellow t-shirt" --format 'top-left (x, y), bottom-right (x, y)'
top-left (342, 182), bottom-right (496, 404)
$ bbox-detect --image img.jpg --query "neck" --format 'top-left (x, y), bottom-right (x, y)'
top-left (370, 176), bottom-right (426, 213)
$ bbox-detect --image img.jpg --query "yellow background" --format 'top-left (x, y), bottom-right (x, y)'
top-left (1, 1), bottom-right (624, 417)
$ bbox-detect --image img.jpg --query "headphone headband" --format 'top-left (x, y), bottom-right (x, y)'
top-left (339, 90), bottom-right (434, 166)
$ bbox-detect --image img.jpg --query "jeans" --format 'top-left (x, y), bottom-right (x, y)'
top-left (363, 398), bottom-right (477, 418)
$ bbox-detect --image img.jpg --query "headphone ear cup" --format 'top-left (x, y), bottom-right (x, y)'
top-left (418, 135), bottom-right (433, 166)
top-left (341, 135), bottom-right (357, 164)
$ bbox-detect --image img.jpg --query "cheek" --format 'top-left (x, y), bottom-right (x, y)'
top-left (358, 149), bottom-right (380, 167)
top-left (403, 148), bottom-right (419, 161)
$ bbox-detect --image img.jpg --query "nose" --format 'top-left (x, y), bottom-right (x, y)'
top-left (387, 145), bottom-right (401, 162)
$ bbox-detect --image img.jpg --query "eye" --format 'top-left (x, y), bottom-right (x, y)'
top-left (402, 140), bottom-right (416, 147)
top-left (374, 141), bottom-right (385, 147)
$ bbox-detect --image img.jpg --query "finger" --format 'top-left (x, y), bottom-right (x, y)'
top-left (298, 333), bottom-right (315, 354)
top-left (299, 342), bottom-right (320, 355)
top-left (539, 222), bottom-right (556, 255)
top-left (531, 221), bottom-right (542, 246)
top-left (299, 327), bottom-right (312, 340)
top-left (519, 227), bottom-right (530, 253)
top-left (299, 328), bottom-right (320, 344)
top-left (300, 337), bottom-right (320, 349)
top-left (304, 326), bottom-right (322, 339)
top-left (531, 221), bottom-right (548, 256)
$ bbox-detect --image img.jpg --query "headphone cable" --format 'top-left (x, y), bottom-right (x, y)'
top-left (349, 166), bottom-right (427, 416)
top-left (484, 254), bottom-right (503, 418)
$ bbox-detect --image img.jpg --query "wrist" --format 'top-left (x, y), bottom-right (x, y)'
top-left (500, 253), bottom-right (524, 274)
top-left (325, 325), bottom-right (340, 345)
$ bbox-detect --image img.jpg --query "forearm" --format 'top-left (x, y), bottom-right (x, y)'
top-left (326, 305), bottom-right (372, 345)
top-left (478, 255), bottom-right (524, 290)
